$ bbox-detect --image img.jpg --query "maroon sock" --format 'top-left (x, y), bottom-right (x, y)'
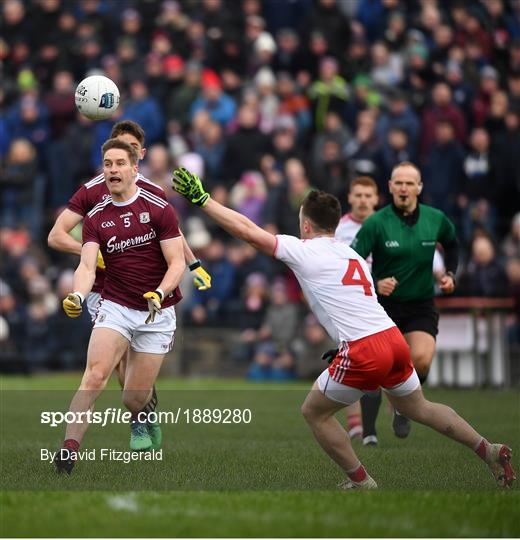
top-left (347, 463), bottom-right (368, 483)
top-left (63, 438), bottom-right (79, 453)
top-left (131, 412), bottom-right (140, 423)
top-left (474, 438), bottom-right (489, 461)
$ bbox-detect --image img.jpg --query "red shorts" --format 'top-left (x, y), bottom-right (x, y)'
top-left (329, 326), bottom-right (414, 391)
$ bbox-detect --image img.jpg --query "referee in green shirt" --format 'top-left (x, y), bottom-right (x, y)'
top-left (351, 161), bottom-right (458, 443)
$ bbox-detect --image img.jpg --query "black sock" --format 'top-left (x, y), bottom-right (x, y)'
top-left (418, 372), bottom-right (429, 385)
top-left (361, 389), bottom-right (382, 437)
top-left (142, 385), bottom-right (158, 415)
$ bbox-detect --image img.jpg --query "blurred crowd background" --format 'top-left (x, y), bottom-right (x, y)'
top-left (1, 0), bottom-right (519, 378)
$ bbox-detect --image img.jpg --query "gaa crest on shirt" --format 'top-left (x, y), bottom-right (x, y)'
top-left (140, 212), bottom-right (150, 224)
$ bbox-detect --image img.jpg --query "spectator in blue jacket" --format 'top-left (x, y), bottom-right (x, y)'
top-left (190, 70), bottom-right (237, 127)
top-left (123, 79), bottom-right (164, 144)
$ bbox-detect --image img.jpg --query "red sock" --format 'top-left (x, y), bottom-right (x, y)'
top-left (347, 413), bottom-right (362, 430)
top-left (474, 438), bottom-right (489, 461)
top-left (347, 463), bottom-right (368, 483)
top-left (63, 438), bottom-right (79, 452)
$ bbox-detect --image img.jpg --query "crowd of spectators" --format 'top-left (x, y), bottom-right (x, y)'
top-left (1, 0), bottom-right (519, 376)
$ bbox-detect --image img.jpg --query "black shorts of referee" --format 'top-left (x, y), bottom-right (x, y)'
top-left (378, 296), bottom-right (439, 338)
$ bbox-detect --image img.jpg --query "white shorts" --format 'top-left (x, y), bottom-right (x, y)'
top-left (93, 299), bottom-right (176, 354)
top-left (86, 292), bottom-right (102, 322)
top-left (316, 368), bottom-right (420, 405)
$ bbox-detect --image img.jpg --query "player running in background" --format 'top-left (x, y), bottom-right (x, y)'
top-left (170, 166), bottom-right (515, 489)
top-left (48, 120), bottom-right (211, 451)
top-left (335, 176), bottom-right (379, 441)
top-left (351, 161), bottom-right (458, 442)
top-left (55, 139), bottom-right (186, 474)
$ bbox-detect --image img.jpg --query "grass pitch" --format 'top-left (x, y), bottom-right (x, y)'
top-left (0, 374), bottom-right (519, 537)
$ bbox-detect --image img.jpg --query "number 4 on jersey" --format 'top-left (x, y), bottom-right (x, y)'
top-left (342, 259), bottom-right (373, 296)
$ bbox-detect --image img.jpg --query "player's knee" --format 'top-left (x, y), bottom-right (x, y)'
top-left (411, 351), bottom-right (433, 376)
top-left (83, 367), bottom-right (110, 390)
top-left (301, 400), bottom-right (317, 423)
top-left (122, 390), bottom-right (148, 413)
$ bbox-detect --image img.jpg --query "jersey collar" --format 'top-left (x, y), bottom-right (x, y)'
top-left (391, 202), bottom-right (420, 226)
top-left (112, 187), bottom-right (141, 207)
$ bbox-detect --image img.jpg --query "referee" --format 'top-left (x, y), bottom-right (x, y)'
top-left (351, 161), bottom-right (458, 442)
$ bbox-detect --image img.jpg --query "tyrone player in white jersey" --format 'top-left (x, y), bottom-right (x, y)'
top-left (48, 121), bottom-right (211, 452)
top-left (170, 167), bottom-right (515, 489)
top-left (334, 176), bottom-right (379, 442)
top-left (336, 176), bottom-right (379, 249)
top-left (54, 139), bottom-right (186, 475)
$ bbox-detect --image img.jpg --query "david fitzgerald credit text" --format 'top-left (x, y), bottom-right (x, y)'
top-left (41, 448), bottom-right (163, 464)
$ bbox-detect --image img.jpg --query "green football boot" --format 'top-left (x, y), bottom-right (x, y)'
top-left (130, 421), bottom-right (152, 451)
top-left (147, 421), bottom-right (162, 450)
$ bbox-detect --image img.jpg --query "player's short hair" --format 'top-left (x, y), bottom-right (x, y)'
top-left (349, 176), bottom-right (378, 193)
top-left (101, 138), bottom-right (139, 165)
top-left (301, 190), bottom-right (341, 232)
top-left (110, 120), bottom-right (145, 146)
top-left (390, 161), bottom-right (422, 182)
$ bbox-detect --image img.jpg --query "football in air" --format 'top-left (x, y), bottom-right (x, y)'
top-left (75, 75), bottom-right (120, 121)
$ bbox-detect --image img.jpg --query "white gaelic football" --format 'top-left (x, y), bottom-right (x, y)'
top-left (75, 75), bottom-right (120, 120)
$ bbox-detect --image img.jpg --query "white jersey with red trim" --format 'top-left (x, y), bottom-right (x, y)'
top-left (335, 213), bottom-right (363, 245)
top-left (274, 235), bottom-right (394, 343)
top-left (336, 213), bottom-right (373, 270)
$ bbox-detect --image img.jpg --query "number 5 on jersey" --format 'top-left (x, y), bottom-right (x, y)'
top-left (342, 259), bottom-right (373, 296)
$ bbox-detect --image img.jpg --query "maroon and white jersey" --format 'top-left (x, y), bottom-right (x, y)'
top-left (82, 187), bottom-right (182, 311)
top-left (67, 173), bottom-right (167, 293)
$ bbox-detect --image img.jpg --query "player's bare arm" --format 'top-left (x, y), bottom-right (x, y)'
top-left (171, 168), bottom-right (276, 256)
top-left (48, 208), bottom-right (106, 269)
top-left (48, 208), bottom-right (83, 255)
top-left (143, 236), bottom-right (185, 324)
top-left (73, 241), bottom-right (99, 298)
top-left (157, 236), bottom-right (186, 297)
top-left (62, 241), bottom-right (99, 318)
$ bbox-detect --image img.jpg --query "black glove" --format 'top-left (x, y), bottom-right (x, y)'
top-left (321, 348), bottom-right (339, 364)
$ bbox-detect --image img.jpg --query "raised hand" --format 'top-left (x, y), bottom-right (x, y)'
top-left (171, 167), bottom-right (210, 207)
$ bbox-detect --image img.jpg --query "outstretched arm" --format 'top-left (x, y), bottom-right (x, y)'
top-left (172, 168), bottom-right (276, 256)
top-left (201, 199), bottom-right (276, 256)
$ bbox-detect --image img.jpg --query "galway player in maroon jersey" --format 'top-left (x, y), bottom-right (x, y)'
top-left (54, 139), bottom-right (186, 474)
top-left (48, 121), bottom-right (210, 453)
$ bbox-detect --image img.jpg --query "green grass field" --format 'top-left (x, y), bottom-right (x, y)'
top-left (1, 374), bottom-right (519, 537)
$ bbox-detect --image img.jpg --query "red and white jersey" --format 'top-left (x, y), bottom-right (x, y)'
top-left (67, 173), bottom-right (166, 293)
top-left (274, 235), bottom-right (394, 343)
top-left (83, 187), bottom-right (182, 311)
top-left (335, 213), bottom-right (363, 245)
top-left (336, 213), bottom-right (372, 269)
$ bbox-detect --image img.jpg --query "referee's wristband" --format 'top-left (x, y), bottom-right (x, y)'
top-left (188, 259), bottom-right (201, 271)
